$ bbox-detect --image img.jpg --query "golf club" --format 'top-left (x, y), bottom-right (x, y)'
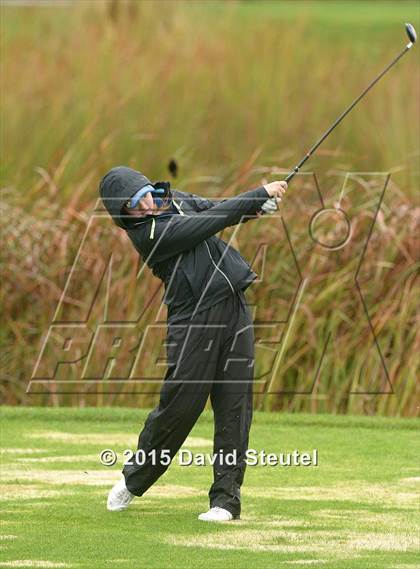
top-left (284, 23), bottom-right (417, 184)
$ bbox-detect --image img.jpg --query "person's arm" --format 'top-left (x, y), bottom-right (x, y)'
top-left (139, 185), bottom-right (270, 263)
top-left (175, 180), bottom-right (286, 222)
top-left (173, 190), bottom-right (228, 213)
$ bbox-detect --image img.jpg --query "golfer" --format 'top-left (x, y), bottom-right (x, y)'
top-left (99, 166), bottom-right (286, 522)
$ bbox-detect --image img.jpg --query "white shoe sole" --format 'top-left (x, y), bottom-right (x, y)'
top-left (198, 513), bottom-right (236, 522)
top-left (198, 517), bottom-right (234, 522)
top-left (107, 504), bottom-right (130, 512)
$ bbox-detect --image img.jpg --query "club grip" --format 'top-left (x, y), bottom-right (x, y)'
top-left (285, 170), bottom-right (296, 183)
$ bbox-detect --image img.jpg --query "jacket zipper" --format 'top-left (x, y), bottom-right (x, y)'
top-left (157, 198), bottom-right (234, 294)
top-left (204, 240), bottom-right (235, 294)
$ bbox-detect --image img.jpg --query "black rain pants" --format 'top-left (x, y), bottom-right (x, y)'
top-left (123, 288), bottom-right (254, 518)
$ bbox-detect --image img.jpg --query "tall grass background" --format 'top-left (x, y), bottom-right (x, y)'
top-left (1, 0), bottom-right (419, 415)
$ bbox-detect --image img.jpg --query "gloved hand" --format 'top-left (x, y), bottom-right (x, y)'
top-left (260, 181), bottom-right (288, 215)
top-left (261, 197), bottom-right (279, 214)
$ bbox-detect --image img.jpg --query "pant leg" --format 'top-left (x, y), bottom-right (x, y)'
top-left (208, 289), bottom-right (254, 518)
top-left (123, 298), bottom-right (229, 496)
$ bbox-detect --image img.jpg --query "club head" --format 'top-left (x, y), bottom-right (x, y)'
top-left (405, 23), bottom-right (417, 45)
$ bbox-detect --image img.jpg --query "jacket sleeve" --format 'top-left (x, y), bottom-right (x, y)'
top-left (141, 186), bottom-right (269, 263)
top-left (174, 190), bottom-right (228, 213)
top-left (175, 188), bottom-right (268, 224)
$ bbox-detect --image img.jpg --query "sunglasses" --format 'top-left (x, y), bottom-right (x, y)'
top-left (125, 184), bottom-right (169, 210)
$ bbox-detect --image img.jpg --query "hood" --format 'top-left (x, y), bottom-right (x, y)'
top-left (99, 166), bottom-right (152, 229)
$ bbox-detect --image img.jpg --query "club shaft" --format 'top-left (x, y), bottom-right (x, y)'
top-left (285, 44), bottom-right (411, 184)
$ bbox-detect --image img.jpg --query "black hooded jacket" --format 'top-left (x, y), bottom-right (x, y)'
top-left (99, 166), bottom-right (270, 323)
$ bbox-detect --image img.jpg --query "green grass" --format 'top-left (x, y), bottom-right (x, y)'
top-left (1, 407), bottom-right (419, 568)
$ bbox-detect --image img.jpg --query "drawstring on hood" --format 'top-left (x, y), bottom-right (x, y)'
top-left (99, 166), bottom-right (172, 229)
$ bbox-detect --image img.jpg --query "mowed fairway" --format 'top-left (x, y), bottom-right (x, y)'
top-left (0, 408), bottom-right (419, 568)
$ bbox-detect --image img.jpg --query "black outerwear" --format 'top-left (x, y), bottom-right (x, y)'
top-left (99, 166), bottom-right (270, 323)
top-left (99, 165), bottom-right (269, 517)
top-left (123, 289), bottom-right (254, 518)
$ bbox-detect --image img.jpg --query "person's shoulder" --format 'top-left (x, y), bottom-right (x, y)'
top-left (171, 188), bottom-right (191, 202)
top-left (170, 189), bottom-right (198, 212)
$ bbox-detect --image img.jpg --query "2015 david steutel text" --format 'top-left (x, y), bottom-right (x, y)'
top-left (119, 448), bottom-right (318, 467)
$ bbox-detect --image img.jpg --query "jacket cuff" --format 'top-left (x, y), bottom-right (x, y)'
top-left (245, 186), bottom-right (270, 213)
top-left (255, 186), bottom-right (270, 199)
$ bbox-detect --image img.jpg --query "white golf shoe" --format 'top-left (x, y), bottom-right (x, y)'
top-left (107, 477), bottom-right (135, 512)
top-left (198, 506), bottom-right (234, 522)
